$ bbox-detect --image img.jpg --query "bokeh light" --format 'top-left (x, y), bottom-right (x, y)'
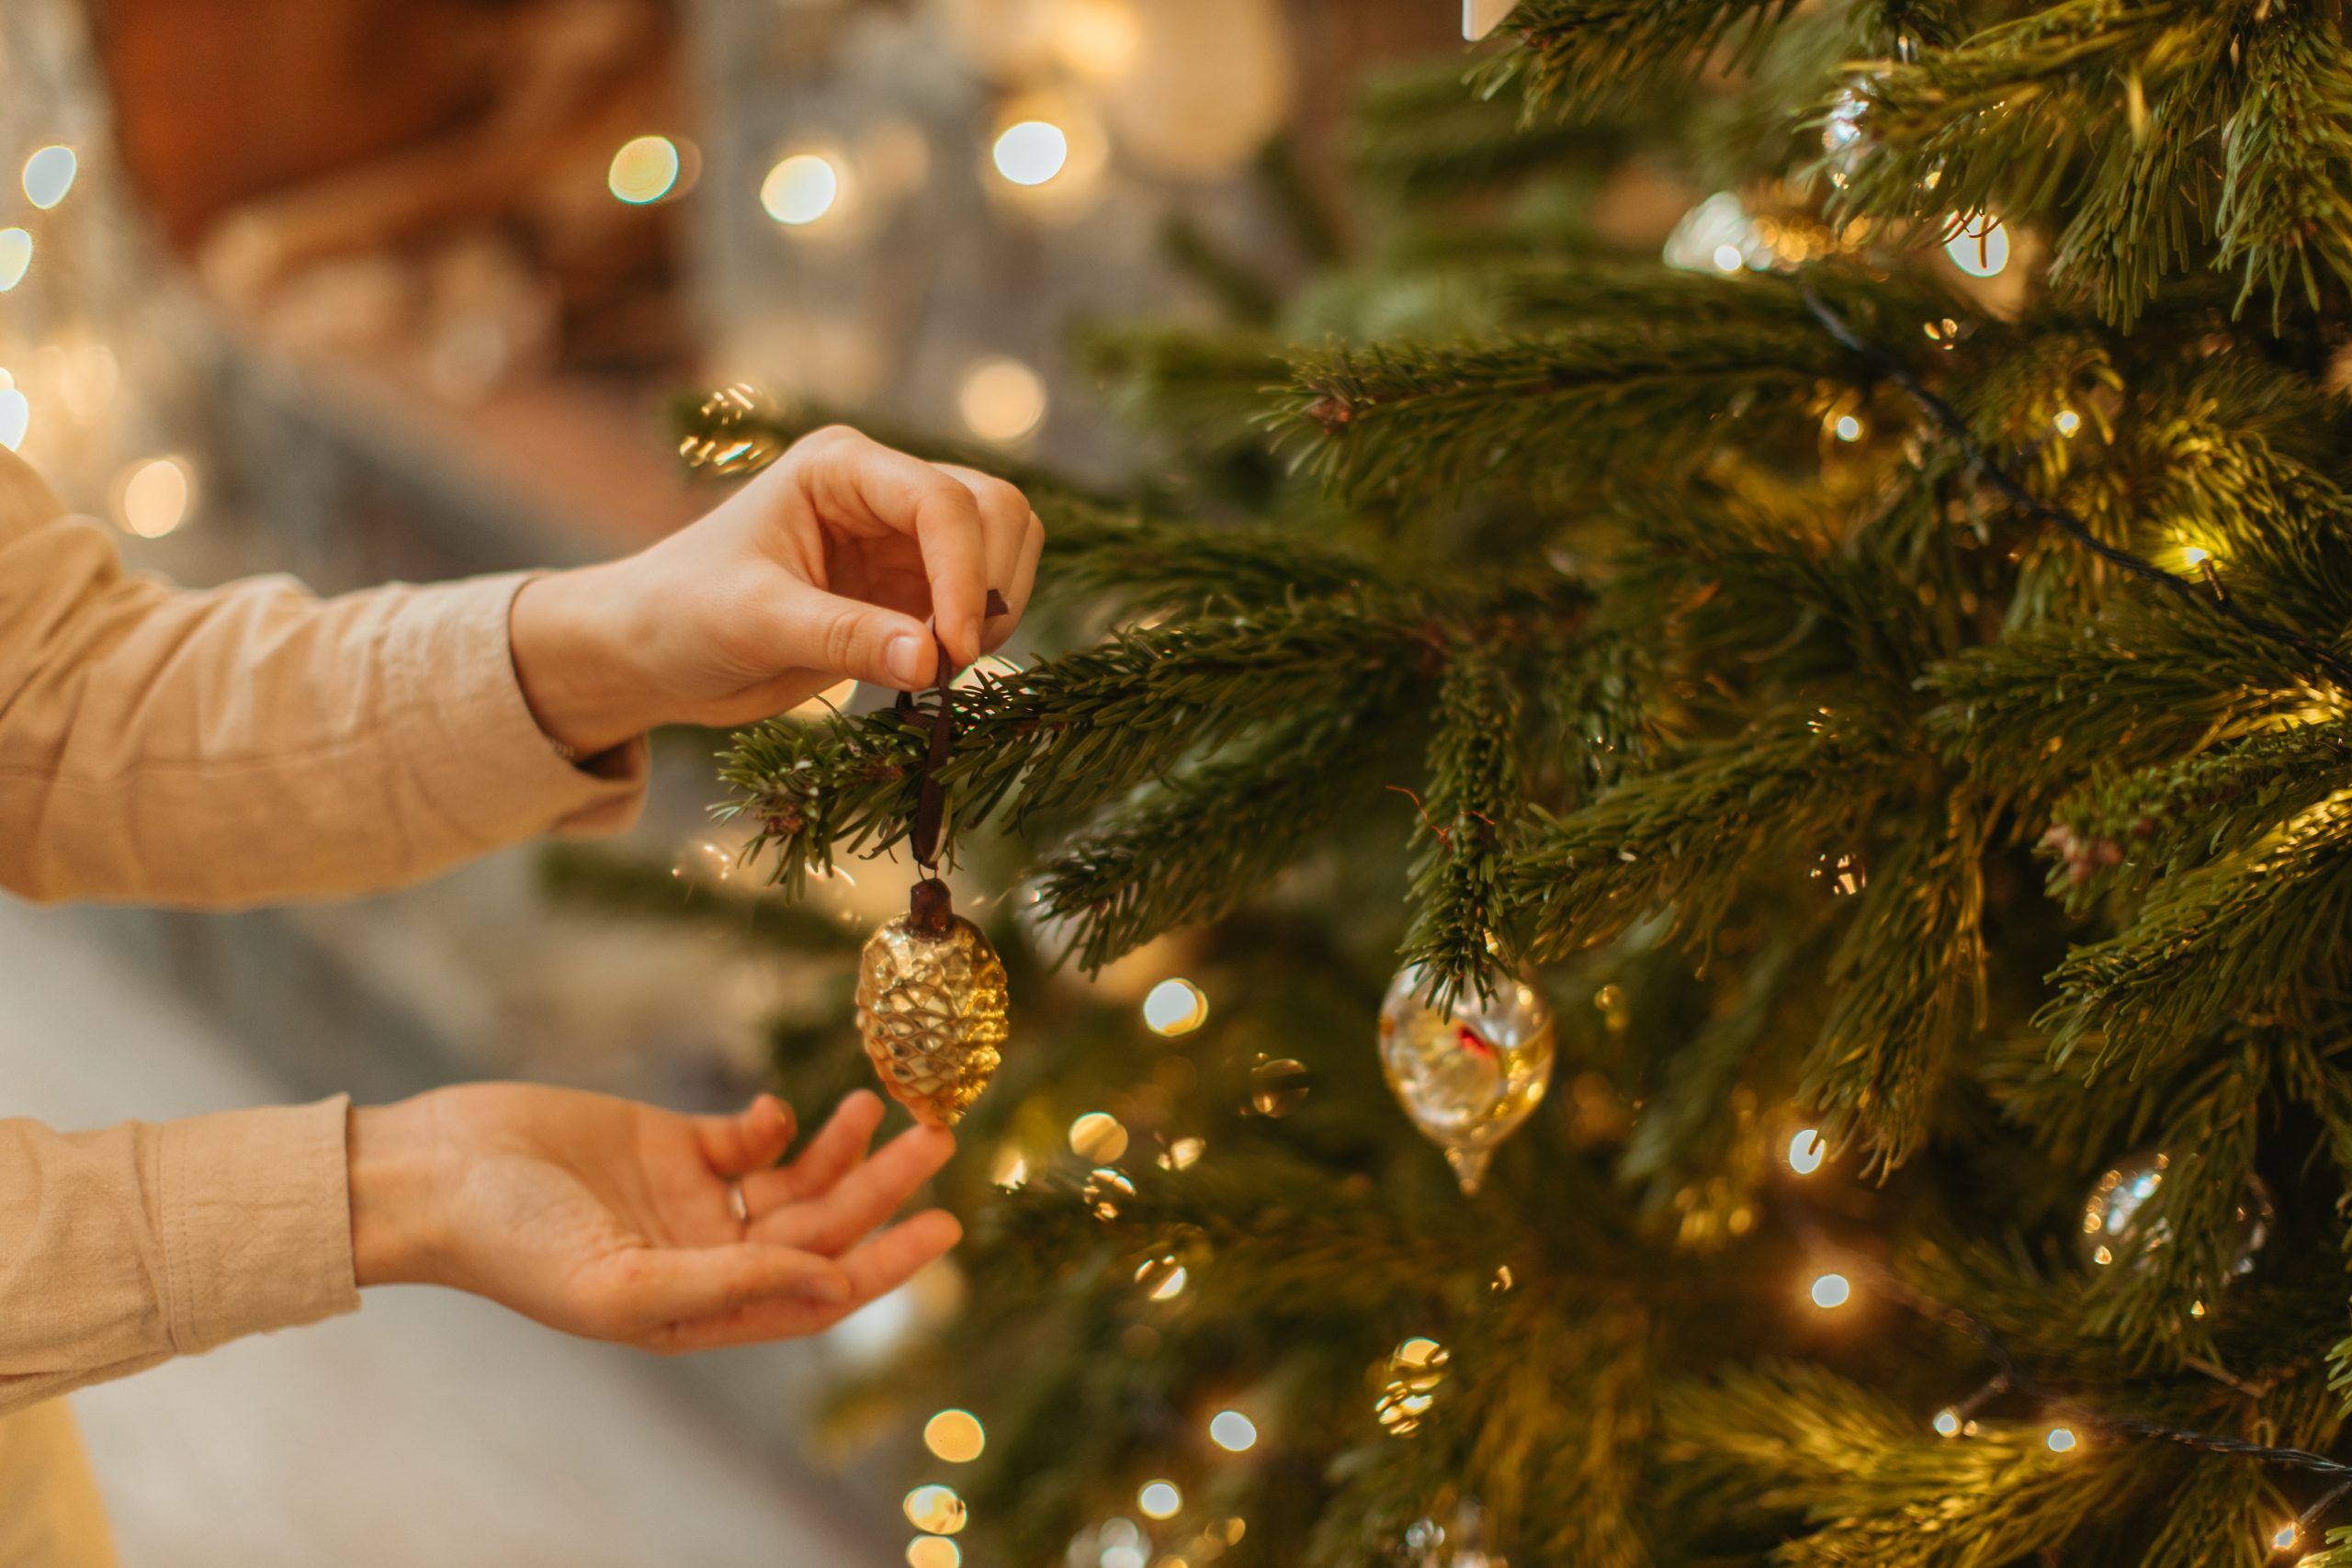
top-left (1787, 1129), bottom-right (1827, 1175)
top-left (1053, 0), bottom-right (1141, 80)
top-left (990, 120), bottom-right (1069, 186)
top-left (1944, 213), bottom-right (2011, 277)
top-left (2045, 1425), bottom-right (2079, 1454)
top-left (0, 229), bottom-right (33, 292)
top-left (1808, 1271), bottom-right (1852, 1310)
top-left (21, 146), bottom-right (76, 210)
top-left (1138, 1481), bottom-right (1182, 1519)
top-left (956, 356), bottom-right (1047, 444)
top-left (762, 153), bottom-right (842, 226)
top-left (923, 1409), bottom-right (986, 1464)
top-left (1932, 1407), bottom-right (1962, 1438)
top-left (0, 379), bottom-right (27, 452)
top-left (1142, 978), bottom-right (1209, 1037)
top-left (607, 135), bottom-right (682, 204)
top-left (1136, 1254), bottom-right (1188, 1301)
top-left (1069, 1111), bottom-right (1130, 1162)
top-left (906, 1536), bottom-right (961, 1568)
top-left (903, 1483), bottom-right (967, 1535)
top-left (1209, 1410), bottom-right (1258, 1452)
top-left (116, 457), bottom-right (195, 538)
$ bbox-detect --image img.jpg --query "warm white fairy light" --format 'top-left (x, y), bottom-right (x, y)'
top-left (607, 135), bottom-right (682, 204)
top-left (906, 1537), bottom-right (961, 1568)
top-left (1137, 1258), bottom-right (1188, 1301)
top-left (0, 380), bottom-right (27, 452)
top-left (1943, 213), bottom-right (2011, 277)
top-left (956, 356), bottom-right (1048, 444)
top-left (1808, 1271), bottom-right (1852, 1310)
top-left (1209, 1410), bottom-right (1258, 1452)
top-left (1932, 1407), bottom-right (1962, 1438)
top-left (1069, 1111), bottom-right (1130, 1162)
top-left (904, 1483), bottom-right (967, 1534)
top-left (2183, 546), bottom-right (2212, 567)
top-left (991, 120), bottom-right (1070, 187)
top-left (762, 153), bottom-right (842, 225)
top-left (924, 1409), bottom-right (987, 1463)
top-left (1833, 414), bottom-right (1865, 442)
top-left (0, 228), bottom-right (32, 292)
top-left (1787, 1129), bottom-right (1828, 1175)
top-left (2273, 1522), bottom-right (2300, 1552)
top-left (116, 457), bottom-right (195, 538)
top-left (21, 145), bottom-right (76, 210)
top-left (2054, 408), bottom-right (2082, 437)
top-left (2045, 1425), bottom-right (2079, 1454)
top-left (1143, 978), bottom-right (1209, 1036)
top-left (1666, 193), bottom-right (1768, 275)
top-left (1138, 1481), bottom-right (1182, 1519)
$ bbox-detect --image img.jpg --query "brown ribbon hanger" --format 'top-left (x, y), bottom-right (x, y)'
top-left (895, 588), bottom-right (1010, 932)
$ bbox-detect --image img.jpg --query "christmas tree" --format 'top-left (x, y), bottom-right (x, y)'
top-left (633, 3), bottom-right (2352, 1562)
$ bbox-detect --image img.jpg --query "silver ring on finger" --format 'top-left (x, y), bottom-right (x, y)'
top-left (728, 1179), bottom-right (751, 1228)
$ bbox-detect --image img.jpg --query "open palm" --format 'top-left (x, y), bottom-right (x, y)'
top-left (356, 1086), bottom-right (958, 1353)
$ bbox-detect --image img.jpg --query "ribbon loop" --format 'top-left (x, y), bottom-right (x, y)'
top-left (902, 589), bottom-right (1012, 876)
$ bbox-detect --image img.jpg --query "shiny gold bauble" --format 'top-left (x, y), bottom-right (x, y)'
top-left (677, 384), bottom-right (784, 476)
top-left (855, 897), bottom-right (1010, 1127)
top-left (1377, 964), bottom-right (1555, 1194)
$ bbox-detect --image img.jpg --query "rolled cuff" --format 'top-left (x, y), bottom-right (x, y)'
top-left (159, 1097), bottom-right (361, 1353)
top-left (378, 572), bottom-right (649, 847)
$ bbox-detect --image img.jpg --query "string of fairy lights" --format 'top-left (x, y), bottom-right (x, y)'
top-left (1781, 1123), bottom-right (2349, 1562)
top-left (1771, 271), bottom-right (2352, 1559)
top-left (1796, 277), bottom-right (2352, 688)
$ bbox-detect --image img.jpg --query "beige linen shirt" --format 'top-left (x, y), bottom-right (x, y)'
top-left (0, 446), bottom-right (649, 1553)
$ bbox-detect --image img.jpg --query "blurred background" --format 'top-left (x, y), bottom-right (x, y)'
top-left (0, 0), bottom-right (1471, 1562)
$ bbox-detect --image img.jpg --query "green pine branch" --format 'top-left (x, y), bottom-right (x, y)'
top-left (1802, 798), bottom-right (1989, 1171)
top-left (721, 592), bottom-right (1442, 897)
top-left (1399, 644), bottom-right (1531, 1002)
top-left (1481, 0), bottom-right (1804, 121)
top-left (1035, 703), bottom-right (1402, 972)
top-left (1510, 705), bottom-right (1897, 960)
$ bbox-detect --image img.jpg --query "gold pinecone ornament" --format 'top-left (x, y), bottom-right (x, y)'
top-left (855, 878), bottom-right (1010, 1127)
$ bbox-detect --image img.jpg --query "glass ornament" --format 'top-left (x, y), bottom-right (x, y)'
top-left (2078, 1149), bottom-right (2274, 1280)
top-left (1821, 85), bottom-right (1871, 187)
top-left (855, 881), bottom-right (1010, 1126)
top-left (678, 383), bottom-right (784, 475)
top-left (1377, 965), bottom-right (1556, 1193)
top-left (1245, 1055), bottom-right (1310, 1117)
top-left (1397, 1495), bottom-right (1504, 1567)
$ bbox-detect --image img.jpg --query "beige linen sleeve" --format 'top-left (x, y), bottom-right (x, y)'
top-left (0, 446), bottom-right (646, 906)
top-left (0, 446), bottom-right (649, 1413)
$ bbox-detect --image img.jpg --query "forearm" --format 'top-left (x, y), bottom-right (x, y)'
top-left (0, 1101), bottom-right (358, 1417)
top-left (0, 457), bottom-right (646, 907)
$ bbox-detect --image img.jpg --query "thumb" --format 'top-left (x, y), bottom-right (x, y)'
top-left (768, 579), bottom-right (940, 691)
top-left (609, 1243), bottom-right (850, 1333)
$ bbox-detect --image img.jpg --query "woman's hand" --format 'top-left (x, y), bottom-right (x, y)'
top-left (509, 424), bottom-right (1045, 758)
top-left (348, 1086), bottom-right (959, 1353)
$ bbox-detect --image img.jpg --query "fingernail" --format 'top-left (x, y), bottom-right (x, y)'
top-left (887, 634), bottom-right (927, 687)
